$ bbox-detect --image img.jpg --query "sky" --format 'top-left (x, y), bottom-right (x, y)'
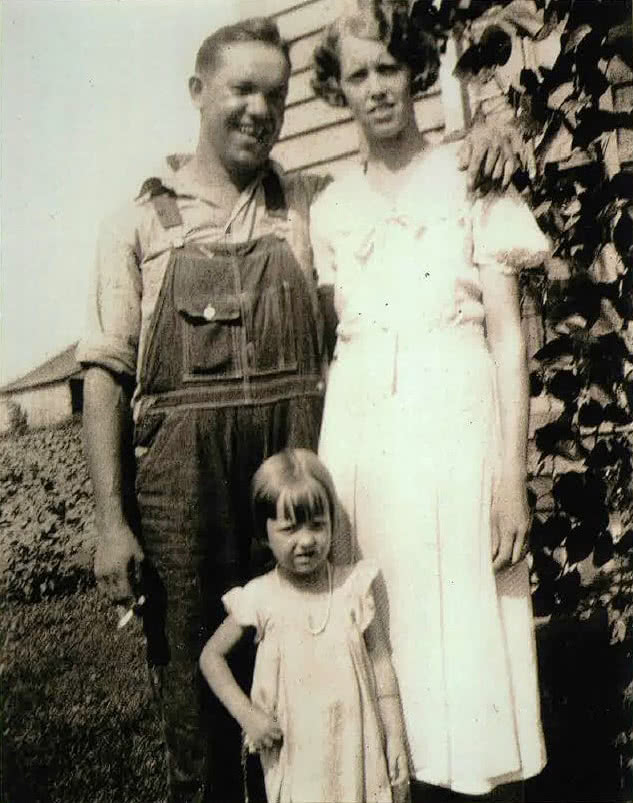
top-left (0, 0), bottom-right (283, 385)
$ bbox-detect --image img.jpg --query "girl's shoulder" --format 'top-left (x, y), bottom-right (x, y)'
top-left (333, 560), bottom-right (380, 633)
top-left (333, 559), bottom-right (380, 596)
top-left (222, 571), bottom-right (278, 629)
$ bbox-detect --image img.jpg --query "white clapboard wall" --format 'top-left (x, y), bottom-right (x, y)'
top-left (268, 0), bottom-right (468, 178)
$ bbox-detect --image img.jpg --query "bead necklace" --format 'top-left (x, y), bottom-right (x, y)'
top-left (276, 561), bottom-right (333, 636)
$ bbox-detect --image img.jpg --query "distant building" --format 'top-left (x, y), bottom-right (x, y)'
top-left (0, 344), bottom-right (83, 432)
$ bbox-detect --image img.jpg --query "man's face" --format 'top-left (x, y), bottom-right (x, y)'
top-left (191, 41), bottom-right (289, 176)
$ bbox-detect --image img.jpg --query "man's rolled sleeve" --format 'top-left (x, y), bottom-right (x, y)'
top-left (76, 207), bottom-right (142, 377)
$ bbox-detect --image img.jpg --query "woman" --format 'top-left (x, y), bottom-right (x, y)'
top-left (310, 3), bottom-right (549, 801)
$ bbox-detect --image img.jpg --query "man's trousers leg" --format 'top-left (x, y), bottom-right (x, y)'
top-left (135, 397), bottom-right (322, 802)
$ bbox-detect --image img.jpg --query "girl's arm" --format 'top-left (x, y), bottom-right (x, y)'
top-left (480, 267), bottom-right (530, 572)
top-left (365, 616), bottom-right (409, 789)
top-left (199, 616), bottom-right (282, 750)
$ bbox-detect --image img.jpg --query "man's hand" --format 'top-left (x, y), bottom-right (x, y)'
top-left (458, 122), bottom-right (523, 192)
top-left (94, 521), bottom-right (144, 604)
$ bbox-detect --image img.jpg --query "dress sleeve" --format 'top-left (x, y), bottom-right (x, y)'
top-left (222, 580), bottom-right (268, 642)
top-left (309, 190), bottom-right (337, 289)
top-left (471, 187), bottom-right (550, 275)
top-left (346, 559), bottom-right (380, 633)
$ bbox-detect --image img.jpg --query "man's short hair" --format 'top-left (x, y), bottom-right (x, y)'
top-left (195, 17), bottom-right (291, 75)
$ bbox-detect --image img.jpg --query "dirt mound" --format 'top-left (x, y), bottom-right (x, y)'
top-left (0, 417), bottom-right (96, 601)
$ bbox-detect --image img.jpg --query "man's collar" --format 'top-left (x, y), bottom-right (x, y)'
top-left (137, 155), bottom-right (287, 225)
top-left (157, 153), bottom-right (285, 202)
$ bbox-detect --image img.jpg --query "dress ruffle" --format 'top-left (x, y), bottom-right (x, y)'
top-left (472, 187), bottom-right (551, 274)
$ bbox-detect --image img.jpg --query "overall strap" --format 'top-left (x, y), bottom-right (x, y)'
top-left (138, 177), bottom-right (184, 230)
top-left (262, 168), bottom-right (287, 220)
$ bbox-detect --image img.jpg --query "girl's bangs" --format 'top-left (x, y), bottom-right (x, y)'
top-left (277, 479), bottom-right (329, 525)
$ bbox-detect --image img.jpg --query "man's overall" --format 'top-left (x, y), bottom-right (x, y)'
top-left (133, 171), bottom-right (324, 802)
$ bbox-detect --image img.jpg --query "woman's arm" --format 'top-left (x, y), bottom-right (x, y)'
top-left (365, 616), bottom-right (409, 788)
top-left (200, 616), bottom-right (282, 750)
top-left (480, 267), bottom-right (531, 572)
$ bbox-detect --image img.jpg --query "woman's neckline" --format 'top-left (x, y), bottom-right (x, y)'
top-left (361, 139), bottom-right (431, 204)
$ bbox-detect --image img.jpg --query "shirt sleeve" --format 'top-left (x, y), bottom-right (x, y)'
top-left (75, 205), bottom-right (142, 376)
top-left (471, 187), bottom-right (550, 275)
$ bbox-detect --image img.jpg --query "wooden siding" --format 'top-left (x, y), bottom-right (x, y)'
top-left (269, 0), bottom-right (467, 176)
top-left (275, 91), bottom-right (445, 172)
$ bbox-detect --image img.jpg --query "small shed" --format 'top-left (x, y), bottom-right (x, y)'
top-left (0, 344), bottom-right (83, 432)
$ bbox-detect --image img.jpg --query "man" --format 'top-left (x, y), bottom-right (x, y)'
top-left (78, 16), bottom-right (518, 803)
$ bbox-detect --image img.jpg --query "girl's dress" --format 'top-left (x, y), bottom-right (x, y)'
top-left (311, 141), bottom-right (550, 796)
top-left (222, 560), bottom-right (393, 803)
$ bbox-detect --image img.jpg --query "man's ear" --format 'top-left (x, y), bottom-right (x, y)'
top-left (189, 74), bottom-right (203, 107)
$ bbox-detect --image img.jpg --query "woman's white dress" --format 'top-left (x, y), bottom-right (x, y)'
top-left (311, 142), bottom-right (549, 795)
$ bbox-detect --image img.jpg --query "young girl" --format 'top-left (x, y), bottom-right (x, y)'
top-left (199, 448), bottom-right (409, 803)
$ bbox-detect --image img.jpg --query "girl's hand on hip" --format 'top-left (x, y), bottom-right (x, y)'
top-left (491, 474), bottom-right (530, 573)
top-left (244, 706), bottom-right (283, 752)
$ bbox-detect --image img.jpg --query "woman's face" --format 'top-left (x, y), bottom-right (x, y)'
top-left (338, 34), bottom-right (414, 143)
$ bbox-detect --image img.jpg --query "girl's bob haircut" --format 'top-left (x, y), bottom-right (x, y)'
top-left (311, 0), bottom-right (441, 108)
top-left (251, 449), bottom-right (338, 542)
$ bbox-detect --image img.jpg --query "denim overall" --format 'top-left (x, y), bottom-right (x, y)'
top-left (134, 171), bottom-right (324, 802)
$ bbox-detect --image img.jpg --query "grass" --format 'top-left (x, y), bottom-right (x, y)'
top-left (3, 584), bottom-right (633, 803)
top-left (2, 421), bottom-right (633, 802)
top-left (1, 589), bottom-right (166, 803)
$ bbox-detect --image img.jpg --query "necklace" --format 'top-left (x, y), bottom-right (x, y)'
top-left (276, 561), bottom-right (333, 636)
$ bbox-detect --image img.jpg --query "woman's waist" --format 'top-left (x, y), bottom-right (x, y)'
top-left (335, 318), bottom-right (486, 353)
top-left (329, 320), bottom-right (492, 402)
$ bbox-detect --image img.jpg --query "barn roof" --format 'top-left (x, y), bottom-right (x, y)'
top-left (0, 343), bottom-right (82, 394)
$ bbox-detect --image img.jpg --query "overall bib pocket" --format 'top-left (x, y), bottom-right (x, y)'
top-left (173, 255), bottom-right (299, 382)
top-left (173, 260), bottom-right (243, 381)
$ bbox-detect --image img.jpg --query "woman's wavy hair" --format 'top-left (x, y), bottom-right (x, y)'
top-left (312, 0), bottom-right (442, 107)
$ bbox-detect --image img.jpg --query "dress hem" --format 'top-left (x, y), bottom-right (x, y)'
top-left (411, 758), bottom-right (548, 796)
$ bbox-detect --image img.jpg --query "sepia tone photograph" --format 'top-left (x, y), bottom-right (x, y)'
top-left (1, 1), bottom-right (632, 801)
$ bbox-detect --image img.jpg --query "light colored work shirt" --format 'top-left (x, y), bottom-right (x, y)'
top-left (77, 154), bottom-right (327, 380)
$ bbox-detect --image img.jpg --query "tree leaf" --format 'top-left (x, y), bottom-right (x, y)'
top-left (531, 514), bottom-right (572, 550)
top-left (562, 24), bottom-right (592, 53)
top-left (609, 173), bottom-right (633, 201)
top-left (602, 403), bottom-right (631, 425)
top-left (547, 370), bottom-right (582, 402)
top-left (593, 532), bottom-right (615, 567)
top-left (530, 370), bottom-right (545, 396)
top-left (531, 581), bottom-right (556, 617)
top-left (566, 520), bottom-right (598, 564)
top-left (578, 399), bottom-right (606, 428)
top-left (479, 24), bottom-right (513, 66)
top-left (573, 109), bottom-right (633, 150)
top-left (554, 568), bottom-right (582, 612)
top-left (532, 549), bottom-right (564, 583)
top-left (615, 529), bottom-right (633, 556)
top-left (534, 335), bottom-right (575, 362)
top-left (587, 440), bottom-right (618, 469)
top-left (553, 471), bottom-right (607, 519)
top-left (535, 420), bottom-right (577, 457)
